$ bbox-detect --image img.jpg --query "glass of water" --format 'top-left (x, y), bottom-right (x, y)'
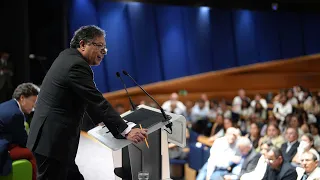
top-left (138, 171), bottom-right (149, 180)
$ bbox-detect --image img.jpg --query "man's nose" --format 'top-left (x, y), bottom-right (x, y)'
top-left (101, 48), bottom-right (107, 54)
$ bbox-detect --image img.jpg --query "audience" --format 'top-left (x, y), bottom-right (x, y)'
top-left (159, 86), bottom-right (320, 180)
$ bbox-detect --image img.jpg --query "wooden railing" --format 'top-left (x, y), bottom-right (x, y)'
top-left (103, 54), bottom-right (320, 110)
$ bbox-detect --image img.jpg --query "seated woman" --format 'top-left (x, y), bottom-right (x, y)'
top-left (258, 123), bottom-right (285, 150)
top-left (245, 122), bottom-right (261, 149)
top-left (291, 133), bottom-right (320, 167)
top-left (0, 83), bottom-right (38, 180)
top-left (208, 114), bottom-right (224, 142)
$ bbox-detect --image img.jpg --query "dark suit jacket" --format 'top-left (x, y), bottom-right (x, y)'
top-left (262, 162), bottom-right (297, 180)
top-left (27, 48), bottom-right (128, 163)
top-left (239, 149), bottom-right (261, 177)
top-left (281, 141), bottom-right (299, 163)
top-left (0, 99), bottom-right (28, 147)
top-left (0, 99), bottom-right (27, 175)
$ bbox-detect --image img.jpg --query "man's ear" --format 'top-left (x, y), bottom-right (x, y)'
top-left (19, 95), bottom-right (25, 101)
top-left (79, 40), bottom-right (86, 51)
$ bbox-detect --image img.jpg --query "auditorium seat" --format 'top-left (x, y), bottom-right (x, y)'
top-left (0, 159), bottom-right (32, 180)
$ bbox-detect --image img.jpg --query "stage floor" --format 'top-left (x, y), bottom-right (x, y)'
top-left (76, 132), bottom-right (116, 180)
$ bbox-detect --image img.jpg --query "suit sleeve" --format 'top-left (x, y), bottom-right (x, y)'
top-left (282, 168), bottom-right (298, 180)
top-left (10, 114), bottom-right (28, 147)
top-left (68, 63), bottom-right (128, 137)
top-left (244, 154), bottom-right (261, 175)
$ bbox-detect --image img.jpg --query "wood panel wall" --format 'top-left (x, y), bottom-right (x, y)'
top-left (103, 54), bottom-right (320, 110)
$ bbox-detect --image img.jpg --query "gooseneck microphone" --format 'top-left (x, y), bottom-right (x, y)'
top-left (122, 70), bottom-right (172, 124)
top-left (116, 72), bottom-right (136, 111)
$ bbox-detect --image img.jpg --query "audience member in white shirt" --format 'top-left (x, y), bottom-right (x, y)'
top-left (287, 89), bottom-right (299, 107)
top-left (293, 86), bottom-right (304, 102)
top-left (250, 94), bottom-right (268, 110)
top-left (232, 89), bottom-right (248, 114)
top-left (191, 99), bottom-right (210, 123)
top-left (161, 92), bottom-right (186, 115)
top-left (273, 95), bottom-right (293, 126)
top-left (193, 93), bottom-right (210, 109)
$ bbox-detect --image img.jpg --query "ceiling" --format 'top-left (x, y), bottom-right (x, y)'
top-left (116, 0), bottom-right (320, 12)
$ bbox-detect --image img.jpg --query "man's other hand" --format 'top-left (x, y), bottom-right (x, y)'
top-left (126, 128), bottom-right (148, 143)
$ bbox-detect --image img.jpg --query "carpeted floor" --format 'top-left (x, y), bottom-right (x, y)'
top-left (75, 134), bottom-right (116, 180)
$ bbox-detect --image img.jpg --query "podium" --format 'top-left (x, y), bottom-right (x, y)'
top-left (88, 104), bottom-right (187, 180)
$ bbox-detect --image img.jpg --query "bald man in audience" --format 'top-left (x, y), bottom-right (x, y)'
top-left (296, 151), bottom-right (320, 180)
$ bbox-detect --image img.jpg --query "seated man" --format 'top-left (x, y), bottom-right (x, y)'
top-left (196, 127), bottom-right (240, 180)
top-left (262, 146), bottom-right (297, 180)
top-left (281, 127), bottom-right (300, 163)
top-left (0, 83), bottom-right (38, 180)
top-left (223, 137), bottom-right (261, 180)
top-left (296, 151), bottom-right (320, 180)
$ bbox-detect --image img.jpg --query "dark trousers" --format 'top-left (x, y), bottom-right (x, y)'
top-left (33, 153), bottom-right (84, 180)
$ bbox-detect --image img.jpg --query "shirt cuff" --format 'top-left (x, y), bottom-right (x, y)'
top-left (121, 120), bottom-right (136, 137)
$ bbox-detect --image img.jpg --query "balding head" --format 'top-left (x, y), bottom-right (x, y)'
top-left (238, 89), bottom-right (246, 98)
top-left (237, 137), bottom-right (253, 156)
top-left (225, 127), bottom-right (239, 144)
top-left (170, 93), bottom-right (179, 101)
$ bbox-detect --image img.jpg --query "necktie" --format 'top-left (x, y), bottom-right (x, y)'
top-left (301, 173), bottom-right (308, 180)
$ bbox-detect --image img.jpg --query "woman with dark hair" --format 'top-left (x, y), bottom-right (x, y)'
top-left (246, 122), bottom-right (261, 149)
top-left (208, 114), bottom-right (224, 142)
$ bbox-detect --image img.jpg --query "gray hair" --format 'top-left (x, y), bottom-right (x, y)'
top-left (237, 137), bottom-right (252, 148)
top-left (302, 150), bottom-right (318, 161)
top-left (12, 83), bottom-right (39, 100)
top-left (70, 25), bottom-right (106, 48)
top-left (268, 146), bottom-right (282, 158)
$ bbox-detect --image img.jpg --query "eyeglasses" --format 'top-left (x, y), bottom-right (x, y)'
top-left (91, 42), bottom-right (108, 53)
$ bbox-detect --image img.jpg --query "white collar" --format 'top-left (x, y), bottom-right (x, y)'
top-left (288, 140), bottom-right (297, 146)
top-left (13, 98), bottom-right (23, 114)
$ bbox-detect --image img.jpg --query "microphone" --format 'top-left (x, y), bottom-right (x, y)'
top-left (116, 72), bottom-right (136, 111)
top-left (122, 70), bottom-right (172, 124)
top-left (29, 54), bottom-right (47, 61)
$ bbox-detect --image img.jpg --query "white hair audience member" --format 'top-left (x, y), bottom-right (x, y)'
top-left (296, 151), bottom-right (320, 180)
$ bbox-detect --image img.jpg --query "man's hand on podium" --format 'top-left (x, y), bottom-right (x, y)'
top-left (126, 128), bottom-right (148, 144)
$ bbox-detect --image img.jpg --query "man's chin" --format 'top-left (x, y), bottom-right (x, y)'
top-left (91, 60), bottom-right (102, 66)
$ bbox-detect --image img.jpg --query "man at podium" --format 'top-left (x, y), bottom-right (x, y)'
top-left (26, 25), bottom-right (147, 180)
